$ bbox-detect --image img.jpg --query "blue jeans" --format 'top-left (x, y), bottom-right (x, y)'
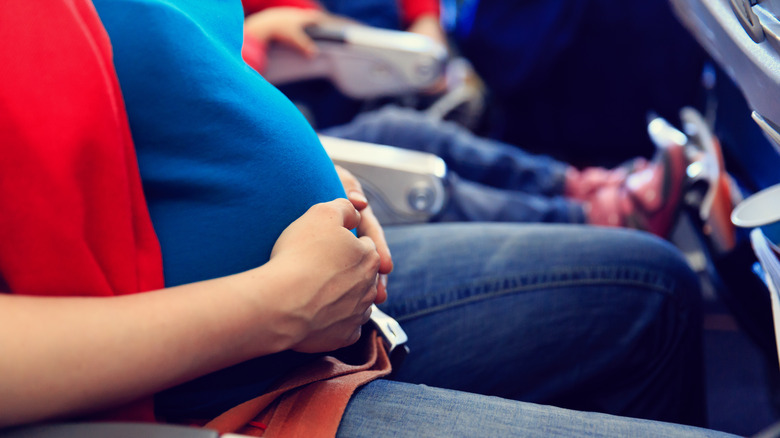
top-left (340, 380), bottom-right (733, 437)
top-left (322, 106), bottom-right (586, 223)
top-left (334, 223), bottom-right (717, 436)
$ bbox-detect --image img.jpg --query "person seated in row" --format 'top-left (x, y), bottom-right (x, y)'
top-left (1, 0), bottom-right (726, 436)
top-left (243, 0), bottom-right (447, 130)
top-left (242, 4), bottom-right (689, 238)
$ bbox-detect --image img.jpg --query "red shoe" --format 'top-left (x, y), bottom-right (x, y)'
top-left (585, 141), bottom-right (689, 237)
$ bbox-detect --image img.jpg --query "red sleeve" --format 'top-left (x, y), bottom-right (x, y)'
top-left (242, 0), bottom-right (322, 15)
top-left (0, 0), bottom-right (163, 298)
top-left (242, 31), bottom-right (269, 72)
top-left (399, 0), bottom-right (440, 26)
top-left (0, 0), bottom-right (164, 424)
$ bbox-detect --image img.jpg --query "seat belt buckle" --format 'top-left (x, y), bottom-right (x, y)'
top-left (369, 304), bottom-right (410, 375)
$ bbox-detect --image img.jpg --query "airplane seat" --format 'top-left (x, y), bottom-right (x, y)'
top-left (258, 22), bottom-right (486, 132)
top-left (262, 23), bottom-right (447, 101)
top-left (669, 0), bottom-right (780, 378)
top-left (251, 22), bottom-right (462, 225)
top-left (320, 135), bottom-right (448, 225)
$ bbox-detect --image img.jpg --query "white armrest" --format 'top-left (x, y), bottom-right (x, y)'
top-left (320, 135), bottom-right (448, 224)
top-left (264, 24), bottom-right (447, 99)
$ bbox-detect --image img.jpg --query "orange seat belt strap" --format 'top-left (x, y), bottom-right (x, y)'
top-left (205, 328), bottom-right (392, 437)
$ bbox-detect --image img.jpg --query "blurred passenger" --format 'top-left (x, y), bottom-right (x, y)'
top-left (243, 4), bottom-right (689, 238)
top-left (247, 0), bottom-right (707, 168)
top-left (244, 0), bottom-right (446, 129)
top-left (0, 0), bottom-right (728, 436)
top-left (244, 0), bottom-right (446, 46)
top-left (454, 0), bottom-right (709, 166)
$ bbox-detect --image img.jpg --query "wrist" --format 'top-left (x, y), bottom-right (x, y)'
top-left (230, 260), bottom-right (316, 355)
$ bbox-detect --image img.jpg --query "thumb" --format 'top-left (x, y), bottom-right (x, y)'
top-left (328, 198), bottom-right (362, 231)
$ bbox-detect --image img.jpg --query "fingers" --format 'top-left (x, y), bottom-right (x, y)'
top-left (376, 274), bottom-right (388, 304)
top-left (357, 206), bottom-right (393, 274)
top-left (334, 165), bottom-right (393, 274)
top-left (291, 277), bottom-right (376, 353)
top-left (346, 191), bottom-right (368, 211)
top-left (295, 10), bottom-right (326, 57)
top-left (357, 235), bottom-right (381, 277)
top-left (308, 201), bottom-right (382, 275)
top-left (335, 165), bottom-right (368, 210)
top-left (344, 292), bottom-right (375, 347)
top-left (334, 164), bottom-right (392, 303)
top-left (244, 8), bottom-right (324, 57)
top-left (314, 198), bottom-right (361, 231)
top-left (284, 17), bottom-right (319, 57)
top-left (360, 232), bottom-right (387, 304)
top-left (299, 9), bottom-right (328, 27)
top-left (342, 302), bottom-right (374, 348)
top-left (363, 301), bottom-right (374, 322)
top-left (357, 235), bottom-right (382, 304)
top-left (285, 31), bottom-right (317, 57)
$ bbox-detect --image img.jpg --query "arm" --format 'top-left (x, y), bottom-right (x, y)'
top-left (0, 199), bottom-right (380, 428)
top-left (401, 0), bottom-right (445, 46)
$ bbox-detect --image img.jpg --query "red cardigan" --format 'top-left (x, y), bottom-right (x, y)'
top-left (1, 0), bottom-right (163, 421)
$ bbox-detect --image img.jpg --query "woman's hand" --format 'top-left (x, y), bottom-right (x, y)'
top-left (269, 198), bottom-right (381, 353)
top-left (335, 165), bottom-right (393, 304)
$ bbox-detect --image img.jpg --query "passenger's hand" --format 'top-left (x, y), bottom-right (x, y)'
top-left (244, 7), bottom-right (327, 57)
top-left (269, 199), bottom-right (380, 353)
top-left (335, 165), bottom-right (393, 304)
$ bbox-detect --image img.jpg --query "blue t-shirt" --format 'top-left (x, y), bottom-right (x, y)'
top-left (94, 0), bottom-right (348, 419)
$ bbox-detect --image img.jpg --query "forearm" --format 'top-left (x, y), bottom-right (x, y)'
top-left (0, 266), bottom-right (295, 427)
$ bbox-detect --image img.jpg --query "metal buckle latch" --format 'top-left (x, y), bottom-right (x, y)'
top-left (369, 305), bottom-right (410, 375)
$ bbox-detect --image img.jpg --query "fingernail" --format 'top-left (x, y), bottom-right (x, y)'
top-left (349, 190), bottom-right (368, 204)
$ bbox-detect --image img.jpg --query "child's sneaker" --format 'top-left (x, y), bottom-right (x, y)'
top-left (584, 140), bottom-right (689, 237)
